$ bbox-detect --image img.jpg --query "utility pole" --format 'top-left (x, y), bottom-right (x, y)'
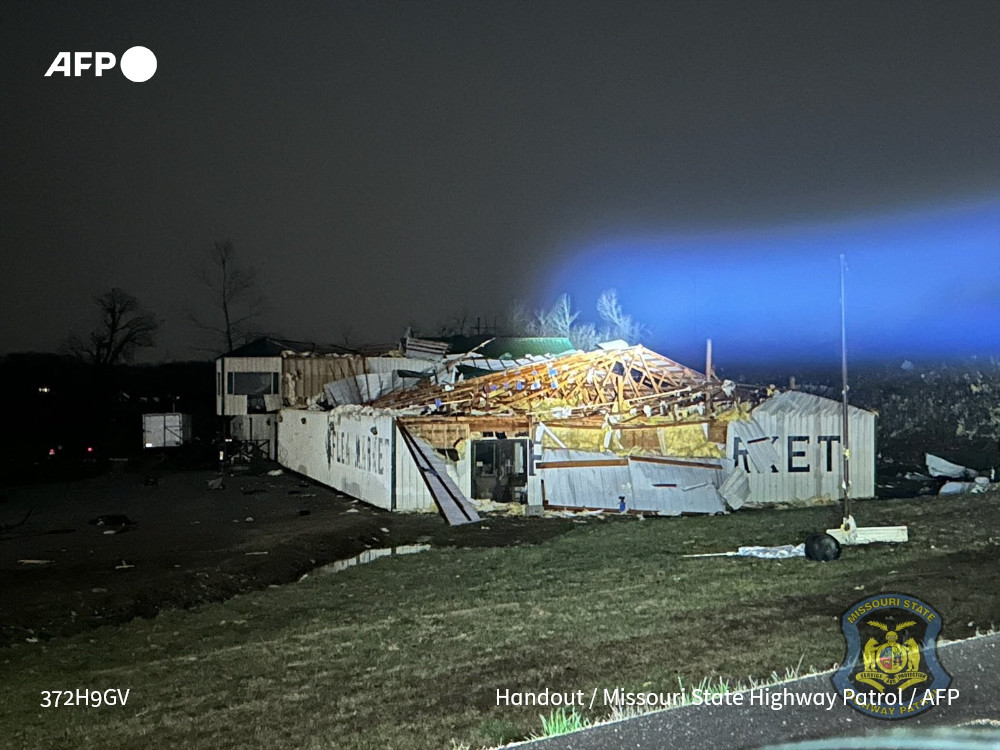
top-left (840, 254), bottom-right (852, 528)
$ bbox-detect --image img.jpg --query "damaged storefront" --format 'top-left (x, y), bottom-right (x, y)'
top-left (276, 343), bottom-right (877, 521)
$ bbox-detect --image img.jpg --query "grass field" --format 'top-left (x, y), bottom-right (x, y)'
top-left (2, 493), bottom-right (998, 749)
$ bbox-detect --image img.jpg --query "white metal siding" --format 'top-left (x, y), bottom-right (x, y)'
top-left (726, 392), bottom-right (875, 505)
top-left (538, 449), bottom-right (725, 514)
top-left (218, 356), bottom-right (282, 415)
top-left (276, 409), bottom-right (330, 482)
top-left (277, 407), bottom-right (441, 512)
top-left (539, 450), bottom-right (631, 509)
top-left (393, 423), bottom-right (452, 512)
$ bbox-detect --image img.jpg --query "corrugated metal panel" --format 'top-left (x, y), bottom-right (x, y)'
top-left (282, 355), bottom-right (366, 406)
top-left (538, 449), bottom-right (630, 508)
top-left (397, 424), bottom-right (479, 525)
top-left (325, 372), bottom-right (407, 406)
top-left (728, 419), bottom-right (782, 472)
top-left (754, 390), bottom-right (870, 419)
top-left (628, 457), bottom-right (725, 515)
top-left (283, 355), bottom-right (439, 405)
top-left (538, 449), bottom-right (725, 514)
top-left (719, 468), bottom-right (750, 510)
top-left (405, 337), bottom-right (449, 360)
top-left (394, 425), bottom-right (443, 512)
top-left (725, 392), bottom-right (875, 505)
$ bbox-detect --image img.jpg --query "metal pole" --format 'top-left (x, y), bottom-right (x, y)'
top-left (840, 254), bottom-right (852, 525)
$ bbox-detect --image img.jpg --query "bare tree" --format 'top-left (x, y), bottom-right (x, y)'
top-left (596, 289), bottom-right (645, 344)
top-left (508, 290), bottom-right (645, 351)
top-left (191, 240), bottom-right (266, 353)
top-left (65, 288), bottom-right (161, 366)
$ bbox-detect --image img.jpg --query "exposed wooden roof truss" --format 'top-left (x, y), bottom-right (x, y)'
top-left (373, 345), bottom-right (751, 419)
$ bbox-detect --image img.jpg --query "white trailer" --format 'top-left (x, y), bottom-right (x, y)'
top-left (142, 413), bottom-right (193, 449)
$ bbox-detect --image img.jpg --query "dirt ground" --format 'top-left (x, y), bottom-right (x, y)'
top-left (0, 464), bottom-right (579, 647)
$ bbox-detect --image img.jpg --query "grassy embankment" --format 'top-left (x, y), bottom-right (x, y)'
top-left (2, 493), bottom-right (998, 749)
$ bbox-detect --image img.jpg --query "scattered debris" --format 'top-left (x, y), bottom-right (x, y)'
top-left (114, 560), bottom-right (135, 570)
top-left (17, 559), bottom-right (53, 566)
top-left (88, 515), bottom-right (136, 534)
top-left (940, 477), bottom-right (991, 495)
top-left (245, 516), bottom-right (254, 522)
top-left (683, 544), bottom-right (806, 559)
top-left (245, 551), bottom-right (269, 556)
top-left (926, 453), bottom-right (978, 480)
top-left (206, 477), bottom-right (226, 491)
top-left (267, 469), bottom-right (284, 476)
top-left (804, 533), bottom-right (841, 562)
top-left (241, 488), bottom-right (266, 495)
top-left (344, 508), bottom-right (360, 514)
top-left (143, 476), bottom-right (160, 487)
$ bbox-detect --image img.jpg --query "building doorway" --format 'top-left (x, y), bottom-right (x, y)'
top-left (471, 438), bottom-right (527, 503)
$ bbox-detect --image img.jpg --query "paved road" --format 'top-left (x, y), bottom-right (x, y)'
top-left (525, 633), bottom-right (1000, 749)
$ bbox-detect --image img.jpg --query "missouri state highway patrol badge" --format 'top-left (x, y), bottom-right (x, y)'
top-left (832, 593), bottom-right (951, 719)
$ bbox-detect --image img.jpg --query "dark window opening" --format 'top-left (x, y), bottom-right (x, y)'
top-left (228, 371), bottom-right (279, 396)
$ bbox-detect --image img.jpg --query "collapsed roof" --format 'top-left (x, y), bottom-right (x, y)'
top-left (373, 344), bottom-right (761, 419)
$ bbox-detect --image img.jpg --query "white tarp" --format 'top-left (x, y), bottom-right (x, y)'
top-left (926, 453), bottom-right (978, 480)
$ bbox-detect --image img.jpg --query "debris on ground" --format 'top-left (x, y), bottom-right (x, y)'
top-left (940, 477), bottom-right (992, 495)
top-left (267, 469), bottom-right (283, 476)
top-left (683, 543), bottom-right (806, 559)
top-left (17, 559), bottom-right (54, 566)
top-left (114, 560), bottom-right (135, 570)
top-left (206, 477), bottom-right (225, 491)
top-left (926, 453), bottom-right (979, 480)
top-left (88, 514), bottom-right (136, 534)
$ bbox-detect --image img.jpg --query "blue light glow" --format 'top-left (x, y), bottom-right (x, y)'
top-left (539, 199), bottom-right (1000, 365)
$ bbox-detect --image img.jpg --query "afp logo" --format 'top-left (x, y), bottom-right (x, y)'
top-left (44, 46), bottom-right (157, 82)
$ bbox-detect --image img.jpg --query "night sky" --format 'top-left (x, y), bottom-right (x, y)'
top-left (3, 1), bottom-right (998, 365)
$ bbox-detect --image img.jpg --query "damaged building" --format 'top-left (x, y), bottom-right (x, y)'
top-left (271, 340), bottom-right (876, 521)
